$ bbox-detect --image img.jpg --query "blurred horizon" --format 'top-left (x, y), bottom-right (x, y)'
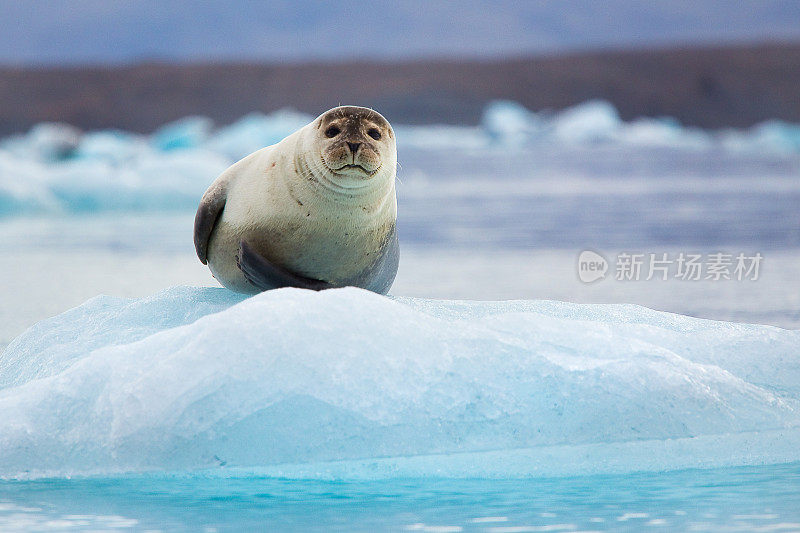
top-left (2, 42), bottom-right (800, 134)
top-left (2, 1), bottom-right (800, 133)
top-left (1, 0), bottom-right (800, 66)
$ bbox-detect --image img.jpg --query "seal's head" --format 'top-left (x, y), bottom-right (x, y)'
top-left (315, 106), bottom-right (395, 183)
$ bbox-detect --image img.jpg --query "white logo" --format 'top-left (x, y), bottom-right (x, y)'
top-left (578, 250), bottom-right (608, 283)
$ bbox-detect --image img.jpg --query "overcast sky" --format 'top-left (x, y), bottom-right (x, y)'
top-left (2, 0), bottom-right (799, 65)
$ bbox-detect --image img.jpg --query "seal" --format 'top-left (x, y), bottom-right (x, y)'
top-left (194, 105), bottom-right (399, 295)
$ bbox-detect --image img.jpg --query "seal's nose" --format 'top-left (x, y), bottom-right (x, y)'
top-left (347, 142), bottom-right (361, 154)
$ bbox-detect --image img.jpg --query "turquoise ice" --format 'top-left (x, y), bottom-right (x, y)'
top-left (1, 286), bottom-right (798, 479)
top-left (2, 100), bottom-right (800, 216)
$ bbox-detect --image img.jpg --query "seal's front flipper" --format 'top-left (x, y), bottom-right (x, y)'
top-left (236, 240), bottom-right (334, 292)
top-left (194, 179), bottom-right (228, 265)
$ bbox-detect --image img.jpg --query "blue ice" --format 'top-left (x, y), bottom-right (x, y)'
top-left (2, 100), bottom-right (800, 216)
top-left (1, 286), bottom-right (798, 479)
top-left (151, 116), bottom-right (213, 151)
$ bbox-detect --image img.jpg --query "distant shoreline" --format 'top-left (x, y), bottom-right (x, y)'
top-left (2, 41), bottom-right (799, 135)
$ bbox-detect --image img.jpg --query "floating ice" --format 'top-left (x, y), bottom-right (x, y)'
top-left (1, 100), bottom-right (799, 216)
top-left (0, 122), bottom-right (81, 162)
top-left (1, 287), bottom-right (798, 479)
top-left (151, 116), bottom-right (213, 151)
top-left (0, 151), bottom-right (59, 213)
top-left (482, 100), bottom-right (543, 145)
top-left (551, 100), bottom-right (622, 143)
top-left (0, 145), bottom-right (229, 215)
top-left (204, 109), bottom-right (312, 161)
top-left (73, 130), bottom-right (150, 163)
top-left (616, 117), bottom-right (713, 149)
top-left (721, 119), bottom-right (800, 154)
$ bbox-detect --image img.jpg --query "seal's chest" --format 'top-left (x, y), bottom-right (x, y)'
top-left (252, 212), bottom-right (382, 281)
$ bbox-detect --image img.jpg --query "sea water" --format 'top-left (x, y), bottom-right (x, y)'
top-left (1, 463), bottom-right (799, 532)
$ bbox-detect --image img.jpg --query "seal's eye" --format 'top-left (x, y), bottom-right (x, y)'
top-left (367, 128), bottom-right (382, 140)
top-left (325, 126), bottom-right (341, 138)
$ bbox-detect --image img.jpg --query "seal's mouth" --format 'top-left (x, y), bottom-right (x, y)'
top-left (332, 164), bottom-right (378, 176)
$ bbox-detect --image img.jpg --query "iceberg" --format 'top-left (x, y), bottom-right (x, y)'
top-left (1, 286), bottom-right (798, 479)
top-left (481, 100), bottom-right (543, 145)
top-left (616, 117), bottom-right (713, 149)
top-left (73, 130), bottom-right (150, 163)
top-left (551, 100), bottom-right (622, 143)
top-left (0, 151), bottom-right (60, 213)
top-left (151, 116), bottom-right (213, 151)
top-left (0, 146), bottom-right (230, 215)
top-left (721, 119), bottom-right (800, 154)
top-left (0, 122), bottom-right (81, 162)
top-left (204, 109), bottom-right (312, 161)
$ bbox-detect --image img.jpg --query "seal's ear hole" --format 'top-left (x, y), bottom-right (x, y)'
top-left (325, 126), bottom-right (341, 138)
top-left (368, 128), bottom-right (382, 140)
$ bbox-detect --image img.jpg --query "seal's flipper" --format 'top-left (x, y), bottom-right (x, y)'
top-left (236, 240), bottom-right (334, 292)
top-left (194, 180), bottom-right (228, 264)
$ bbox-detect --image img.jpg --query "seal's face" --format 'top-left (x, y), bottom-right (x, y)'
top-left (317, 106), bottom-right (394, 181)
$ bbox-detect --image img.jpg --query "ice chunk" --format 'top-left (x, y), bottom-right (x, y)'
top-left (618, 117), bottom-right (713, 149)
top-left (2, 101), bottom-right (800, 217)
top-left (0, 145), bottom-right (229, 214)
top-left (0, 286), bottom-right (245, 389)
top-left (73, 130), bottom-right (151, 163)
top-left (151, 116), bottom-right (213, 151)
top-left (205, 109), bottom-right (312, 160)
top-left (551, 100), bottom-right (622, 143)
top-left (0, 287), bottom-right (798, 479)
top-left (48, 149), bottom-right (228, 211)
top-left (112, 149), bottom-right (230, 209)
top-left (0, 123), bottom-right (81, 162)
top-left (0, 151), bottom-right (60, 214)
top-left (721, 120), bottom-right (800, 154)
top-left (481, 100), bottom-right (542, 145)
top-left (754, 120), bottom-right (800, 152)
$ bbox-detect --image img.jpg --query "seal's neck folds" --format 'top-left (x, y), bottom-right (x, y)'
top-left (292, 132), bottom-right (396, 211)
